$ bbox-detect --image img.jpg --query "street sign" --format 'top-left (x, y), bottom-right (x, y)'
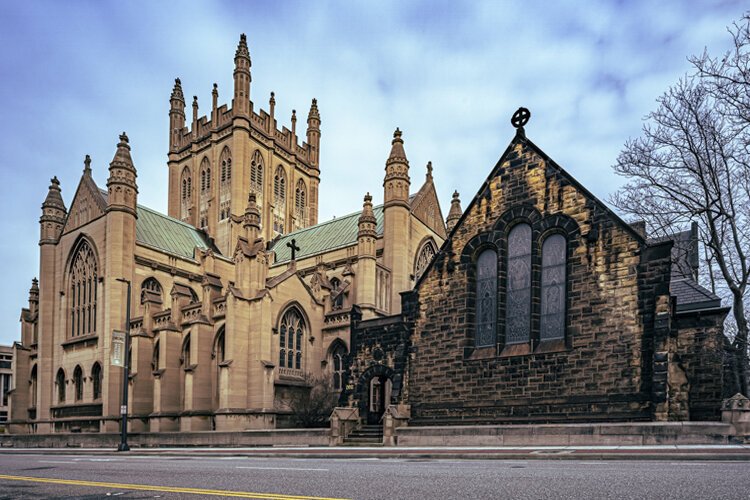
top-left (112, 330), bottom-right (126, 367)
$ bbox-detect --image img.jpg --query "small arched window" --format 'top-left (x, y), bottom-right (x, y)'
top-left (180, 167), bottom-right (192, 222)
top-left (294, 179), bottom-right (307, 229)
top-left (505, 223), bottom-right (532, 344)
top-left (330, 342), bottom-right (347, 391)
top-left (279, 308), bottom-right (305, 369)
top-left (182, 334), bottom-right (191, 367)
top-left (69, 239), bottom-right (98, 338)
top-left (250, 150), bottom-right (264, 211)
top-left (273, 166), bottom-right (287, 235)
top-left (219, 147), bottom-right (232, 220)
top-left (541, 234), bottom-right (567, 341)
top-left (141, 277), bottom-right (162, 305)
top-left (415, 240), bottom-right (438, 281)
top-left (91, 362), bottom-right (102, 400)
top-left (30, 364), bottom-right (38, 407)
top-left (56, 368), bottom-right (66, 404)
top-left (73, 365), bottom-right (83, 401)
top-left (330, 278), bottom-right (344, 310)
top-left (151, 340), bottom-right (160, 372)
top-left (475, 248), bottom-right (498, 347)
top-left (215, 328), bottom-right (226, 363)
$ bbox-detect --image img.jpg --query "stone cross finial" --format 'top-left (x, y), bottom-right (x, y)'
top-left (287, 238), bottom-right (301, 260)
top-left (426, 161), bottom-right (433, 180)
top-left (84, 154), bottom-right (92, 175)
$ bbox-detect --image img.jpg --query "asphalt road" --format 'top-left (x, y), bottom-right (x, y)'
top-left (0, 453), bottom-right (748, 499)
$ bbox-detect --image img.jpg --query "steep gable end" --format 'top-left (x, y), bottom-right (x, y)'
top-left (410, 177), bottom-right (447, 239)
top-left (62, 173), bottom-right (107, 234)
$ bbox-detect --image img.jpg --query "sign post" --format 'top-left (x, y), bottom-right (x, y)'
top-left (115, 278), bottom-right (131, 452)
top-left (111, 330), bottom-right (126, 367)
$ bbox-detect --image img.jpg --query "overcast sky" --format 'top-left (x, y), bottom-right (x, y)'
top-left (0, 0), bottom-right (744, 345)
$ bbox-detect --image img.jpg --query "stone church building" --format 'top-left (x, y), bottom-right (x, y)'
top-left (9, 35), bottom-right (728, 435)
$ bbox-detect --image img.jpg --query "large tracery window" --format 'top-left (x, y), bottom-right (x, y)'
top-left (69, 239), bottom-right (98, 338)
top-left (475, 248), bottom-right (498, 347)
top-left (219, 147), bottom-right (232, 221)
top-left (278, 308), bottom-right (305, 370)
top-left (415, 240), bottom-right (438, 281)
top-left (273, 166), bottom-right (287, 235)
top-left (180, 167), bottom-right (192, 222)
top-left (541, 234), bottom-right (567, 341)
top-left (294, 179), bottom-right (307, 230)
top-left (505, 223), bottom-right (532, 344)
top-left (199, 157), bottom-right (211, 229)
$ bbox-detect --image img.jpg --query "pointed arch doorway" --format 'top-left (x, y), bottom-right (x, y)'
top-left (357, 365), bottom-right (395, 425)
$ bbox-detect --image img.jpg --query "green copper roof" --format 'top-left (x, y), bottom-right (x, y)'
top-left (272, 205), bottom-right (384, 264)
top-left (136, 205), bottom-right (212, 259)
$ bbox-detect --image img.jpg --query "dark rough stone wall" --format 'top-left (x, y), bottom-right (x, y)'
top-left (407, 136), bottom-right (673, 424)
top-left (675, 311), bottom-right (727, 420)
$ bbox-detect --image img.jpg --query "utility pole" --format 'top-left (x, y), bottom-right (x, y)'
top-left (116, 278), bottom-right (131, 452)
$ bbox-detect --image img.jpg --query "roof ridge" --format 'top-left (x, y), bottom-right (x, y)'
top-left (136, 203), bottom-right (201, 231)
top-left (274, 202), bottom-right (385, 241)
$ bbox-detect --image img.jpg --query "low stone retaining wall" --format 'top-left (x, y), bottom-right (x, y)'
top-left (0, 429), bottom-right (329, 449)
top-left (394, 422), bottom-right (736, 446)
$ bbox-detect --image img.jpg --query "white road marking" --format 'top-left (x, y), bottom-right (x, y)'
top-left (37, 460), bottom-right (71, 464)
top-left (235, 466), bottom-right (329, 472)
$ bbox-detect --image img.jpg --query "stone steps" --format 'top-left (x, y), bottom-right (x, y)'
top-left (343, 425), bottom-right (384, 446)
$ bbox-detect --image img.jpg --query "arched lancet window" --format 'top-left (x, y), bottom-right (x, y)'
top-left (180, 167), bottom-right (192, 222)
top-left (415, 240), bottom-right (438, 281)
top-left (279, 308), bottom-right (305, 369)
top-left (182, 334), bottom-right (191, 367)
top-left (91, 362), bottom-right (102, 400)
top-left (30, 364), bottom-right (38, 407)
top-left (199, 157), bottom-right (210, 229)
top-left (56, 368), bottom-right (66, 404)
top-left (140, 277), bottom-right (162, 304)
top-left (215, 328), bottom-right (226, 363)
top-left (475, 248), bottom-right (498, 347)
top-left (273, 166), bottom-right (286, 235)
top-left (294, 179), bottom-right (307, 230)
top-left (151, 340), bottom-right (160, 372)
top-left (541, 234), bottom-right (567, 341)
top-left (219, 147), bottom-right (232, 220)
top-left (73, 365), bottom-right (83, 401)
top-left (330, 277), bottom-right (344, 310)
top-left (330, 342), bottom-right (347, 391)
top-left (69, 239), bottom-right (98, 338)
top-left (250, 150), bottom-right (264, 221)
top-left (505, 223), bottom-right (532, 344)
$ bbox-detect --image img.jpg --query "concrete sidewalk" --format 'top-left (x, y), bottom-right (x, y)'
top-left (2, 444), bottom-right (750, 461)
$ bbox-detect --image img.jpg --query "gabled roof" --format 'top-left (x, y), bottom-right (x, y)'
top-left (671, 278), bottom-right (722, 312)
top-left (97, 188), bottom-right (214, 260)
top-left (271, 205), bottom-right (385, 264)
top-left (135, 205), bottom-right (214, 260)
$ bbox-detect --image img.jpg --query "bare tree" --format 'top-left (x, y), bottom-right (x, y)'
top-left (610, 14), bottom-right (750, 396)
top-left (284, 375), bottom-right (339, 428)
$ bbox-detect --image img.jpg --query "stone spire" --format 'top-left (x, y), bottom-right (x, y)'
top-left (169, 78), bottom-right (186, 150)
top-left (306, 98), bottom-right (321, 168)
top-left (358, 193), bottom-right (377, 241)
top-left (243, 192), bottom-right (261, 242)
top-left (446, 190), bottom-right (462, 231)
top-left (357, 193), bottom-right (378, 313)
top-left (384, 128), bottom-right (410, 209)
top-left (29, 278), bottom-right (39, 304)
top-left (106, 132), bottom-right (138, 215)
top-left (39, 176), bottom-right (67, 244)
top-left (233, 33), bottom-right (251, 117)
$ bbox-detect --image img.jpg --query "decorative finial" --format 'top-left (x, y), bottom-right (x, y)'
top-left (119, 132), bottom-right (129, 144)
top-left (248, 192), bottom-right (256, 204)
top-left (175, 77), bottom-right (181, 86)
top-left (83, 154), bottom-right (92, 174)
top-left (50, 176), bottom-right (59, 186)
top-left (393, 127), bottom-right (402, 139)
top-left (312, 98), bottom-right (317, 106)
top-left (511, 107), bottom-right (530, 130)
top-left (452, 190), bottom-right (460, 199)
top-left (292, 109), bottom-right (297, 121)
top-left (213, 83), bottom-right (218, 93)
top-left (193, 96), bottom-right (198, 105)
top-left (364, 192), bottom-right (372, 203)
top-left (426, 161), bottom-right (433, 180)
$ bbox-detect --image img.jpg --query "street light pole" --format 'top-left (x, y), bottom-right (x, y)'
top-left (116, 277), bottom-right (131, 452)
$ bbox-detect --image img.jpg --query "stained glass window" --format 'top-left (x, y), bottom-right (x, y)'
top-left (279, 308), bottom-right (305, 369)
top-left (415, 240), bottom-right (437, 281)
top-left (69, 240), bottom-right (98, 338)
top-left (541, 234), bottom-right (566, 341)
top-left (331, 343), bottom-right (347, 390)
top-left (475, 248), bottom-right (497, 347)
top-left (505, 224), bottom-right (531, 344)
